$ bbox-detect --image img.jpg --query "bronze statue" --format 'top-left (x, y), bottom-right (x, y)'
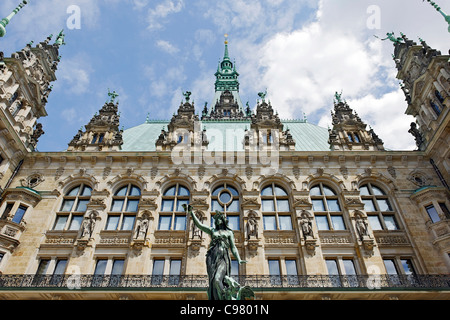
top-left (183, 204), bottom-right (254, 300)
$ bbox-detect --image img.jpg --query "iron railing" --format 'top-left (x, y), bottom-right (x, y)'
top-left (0, 274), bottom-right (449, 291)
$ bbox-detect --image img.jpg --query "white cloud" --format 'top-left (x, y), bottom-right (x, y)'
top-left (156, 40), bottom-right (179, 55)
top-left (56, 53), bottom-right (92, 95)
top-left (146, 0), bottom-right (184, 30)
top-left (196, 0), bottom-right (449, 150)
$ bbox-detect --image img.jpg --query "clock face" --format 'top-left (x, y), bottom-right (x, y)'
top-left (224, 99), bottom-right (229, 103)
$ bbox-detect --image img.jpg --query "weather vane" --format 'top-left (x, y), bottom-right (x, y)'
top-left (108, 89), bottom-right (119, 103)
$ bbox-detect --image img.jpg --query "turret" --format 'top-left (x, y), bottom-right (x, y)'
top-left (328, 92), bottom-right (384, 151)
top-left (67, 90), bottom-right (124, 152)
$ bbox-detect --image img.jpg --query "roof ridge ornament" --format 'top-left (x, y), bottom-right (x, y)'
top-left (423, 0), bottom-right (450, 33)
top-left (374, 32), bottom-right (404, 43)
top-left (0, 1), bottom-right (28, 37)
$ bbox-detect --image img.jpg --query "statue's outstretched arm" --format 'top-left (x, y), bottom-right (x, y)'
top-left (183, 204), bottom-right (212, 235)
top-left (229, 232), bottom-right (246, 264)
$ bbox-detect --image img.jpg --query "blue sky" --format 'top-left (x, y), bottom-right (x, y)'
top-left (1, 0), bottom-right (449, 152)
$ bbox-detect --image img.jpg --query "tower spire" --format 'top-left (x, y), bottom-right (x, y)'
top-left (0, 1), bottom-right (28, 37)
top-left (423, 0), bottom-right (450, 32)
top-left (223, 34), bottom-right (230, 60)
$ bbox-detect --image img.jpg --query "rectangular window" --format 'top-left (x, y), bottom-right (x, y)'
top-left (368, 215), bottom-right (383, 230)
top-left (426, 205), bottom-right (440, 223)
top-left (268, 259), bottom-right (281, 285)
top-left (312, 199), bottom-right (325, 211)
top-left (262, 200), bottom-right (275, 212)
top-left (68, 215), bottom-right (83, 231)
top-left (231, 260), bottom-right (239, 276)
top-left (285, 259), bottom-right (298, 275)
top-left (53, 259), bottom-right (68, 275)
top-left (152, 260), bottom-right (165, 285)
top-left (53, 216), bottom-right (68, 230)
top-left (315, 215), bottom-right (330, 230)
top-left (343, 260), bottom-right (356, 275)
top-left (125, 200), bottom-right (139, 212)
top-left (169, 259), bottom-right (182, 285)
top-left (1, 203), bottom-right (14, 219)
top-left (158, 216), bottom-right (172, 230)
top-left (161, 200), bottom-right (174, 212)
top-left (94, 260), bottom-right (107, 275)
top-left (174, 216), bottom-right (186, 230)
top-left (276, 200), bottom-right (290, 212)
top-left (36, 259), bottom-right (51, 275)
top-left (383, 259), bottom-right (398, 275)
top-left (111, 259), bottom-right (125, 275)
top-left (109, 259), bottom-right (125, 286)
top-left (343, 259), bottom-right (358, 287)
top-left (105, 215), bottom-right (120, 230)
top-left (227, 200), bottom-right (239, 212)
top-left (330, 215), bottom-right (345, 230)
top-left (439, 203), bottom-right (450, 219)
top-left (286, 259), bottom-right (298, 285)
top-left (227, 216), bottom-right (240, 231)
top-left (211, 200), bottom-right (224, 212)
top-left (176, 199), bottom-right (189, 212)
top-left (263, 215), bottom-right (277, 230)
top-left (75, 200), bottom-right (89, 212)
top-left (326, 259), bottom-right (339, 275)
top-left (12, 205), bottom-right (27, 224)
top-left (400, 259), bottom-right (416, 275)
top-left (363, 199), bottom-right (376, 212)
top-left (60, 200), bottom-right (75, 212)
top-left (111, 200), bottom-right (124, 212)
top-left (278, 216), bottom-right (293, 230)
top-left (383, 215), bottom-right (399, 230)
top-left (121, 216), bottom-right (135, 230)
top-left (326, 259), bottom-right (341, 287)
top-left (377, 199), bottom-right (392, 211)
top-left (326, 199), bottom-right (341, 212)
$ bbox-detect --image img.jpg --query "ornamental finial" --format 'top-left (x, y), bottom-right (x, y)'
top-left (0, 1), bottom-right (28, 37)
top-left (423, 0), bottom-right (450, 33)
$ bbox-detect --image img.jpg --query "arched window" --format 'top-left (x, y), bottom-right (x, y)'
top-left (211, 183), bottom-right (240, 230)
top-left (310, 183), bottom-right (345, 231)
top-left (360, 183), bottom-right (398, 230)
top-left (158, 184), bottom-right (190, 230)
top-left (261, 183), bottom-right (292, 230)
top-left (106, 184), bottom-right (141, 231)
top-left (53, 184), bottom-right (92, 231)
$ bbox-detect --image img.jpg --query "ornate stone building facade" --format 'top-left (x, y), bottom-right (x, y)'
top-left (0, 10), bottom-right (449, 300)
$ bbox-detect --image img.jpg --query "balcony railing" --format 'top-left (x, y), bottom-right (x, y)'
top-left (0, 274), bottom-right (449, 291)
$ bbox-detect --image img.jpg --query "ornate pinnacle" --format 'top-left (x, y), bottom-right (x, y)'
top-left (54, 29), bottom-right (66, 46)
top-left (0, 1), bottom-right (28, 37)
top-left (423, 0), bottom-right (450, 32)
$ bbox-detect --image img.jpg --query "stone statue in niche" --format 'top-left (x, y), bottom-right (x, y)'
top-left (81, 211), bottom-right (97, 239)
top-left (300, 211), bottom-right (314, 239)
top-left (246, 214), bottom-right (258, 240)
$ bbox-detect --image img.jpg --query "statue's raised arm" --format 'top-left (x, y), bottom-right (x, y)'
top-left (183, 204), bottom-right (212, 235)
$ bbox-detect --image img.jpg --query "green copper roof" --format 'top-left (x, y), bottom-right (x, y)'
top-left (121, 120), bottom-right (331, 152)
